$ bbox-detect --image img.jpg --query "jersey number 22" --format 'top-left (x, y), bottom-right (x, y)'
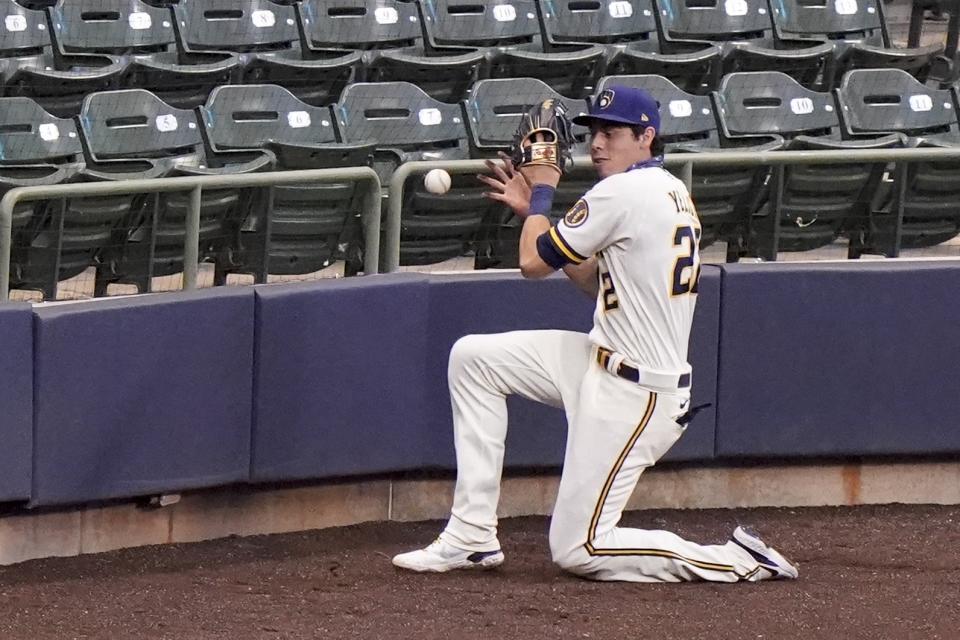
top-left (671, 225), bottom-right (701, 296)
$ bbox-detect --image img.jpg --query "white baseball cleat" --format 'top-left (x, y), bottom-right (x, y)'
top-left (731, 526), bottom-right (799, 580)
top-left (392, 539), bottom-right (505, 573)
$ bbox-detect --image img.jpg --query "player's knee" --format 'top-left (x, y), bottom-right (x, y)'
top-left (448, 334), bottom-right (490, 375)
top-left (551, 544), bottom-right (595, 576)
top-left (549, 527), bottom-right (595, 576)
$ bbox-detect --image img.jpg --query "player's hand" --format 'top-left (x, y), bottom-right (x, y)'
top-left (518, 131), bottom-right (562, 189)
top-left (478, 152), bottom-right (532, 217)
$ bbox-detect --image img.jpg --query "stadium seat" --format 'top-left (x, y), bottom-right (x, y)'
top-left (714, 71), bottom-right (900, 258)
top-left (200, 83), bottom-right (377, 279)
top-left (0, 98), bottom-right (86, 300)
top-left (79, 89), bottom-right (273, 295)
top-left (337, 81), bottom-right (492, 266)
top-left (48, 0), bottom-right (241, 109)
top-left (298, 0), bottom-right (423, 59)
top-left (461, 77), bottom-right (590, 267)
top-left (373, 0), bottom-right (604, 102)
top-left (540, 0), bottom-right (722, 95)
top-left (596, 74), bottom-right (782, 259)
top-left (770, 0), bottom-right (942, 87)
top-left (835, 68), bottom-right (960, 254)
top-left (653, 0), bottom-right (834, 90)
top-left (0, 0), bottom-right (125, 117)
top-left (174, 0), bottom-right (363, 106)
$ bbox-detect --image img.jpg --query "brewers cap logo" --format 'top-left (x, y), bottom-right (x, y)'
top-left (564, 199), bottom-right (589, 228)
top-left (597, 89), bottom-right (615, 110)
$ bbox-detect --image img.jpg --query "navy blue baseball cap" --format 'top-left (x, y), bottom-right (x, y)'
top-left (572, 85), bottom-right (660, 134)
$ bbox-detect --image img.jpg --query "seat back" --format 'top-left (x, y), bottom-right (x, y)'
top-left (540, 0), bottom-right (660, 45)
top-left (715, 71), bottom-right (839, 138)
top-left (300, 0), bottom-right (422, 49)
top-left (835, 68), bottom-right (960, 252)
top-left (80, 89), bottom-right (202, 161)
top-left (771, 0), bottom-right (885, 45)
top-left (717, 72), bottom-right (898, 256)
top-left (175, 0), bottom-right (300, 52)
top-left (836, 68), bottom-right (958, 137)
top-left (0, 96), bottom-right (83, 287)
top-left (338, 80), bottom-right (489, 267)
top-left (51, 0), bottom-right (176, 55)
top-left (464, 77), bottom-right (590, 264)
top-left (201, 83), bottom-right (370, 279)
top-left (599, 74), bottom-right (719, 145)
top-left (0, 97), bottom-right (82, 163)
top-left (0, 0), bottom-right (51, 57)
top-left (655, 0), bottom-right (774, 42)
top-left (463, 77), bottom-right (589, 153)
top-left (336, 81), bottom-right (466, 151)
top-left (421, 0), bottom-right (541, 48)
top-left (201, 84), bottom-right (339, 150)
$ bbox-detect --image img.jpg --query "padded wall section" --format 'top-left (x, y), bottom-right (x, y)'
top-left (32, 288), bottom-right (254, 506)
top-left (0, 303), bottom-right (33, 502)
top-left (717, 261), bottom-right (960, 457)
top-left (666, 265), bottom-right (720, 462)
top-left (252, 274), bottom-right (433, 481)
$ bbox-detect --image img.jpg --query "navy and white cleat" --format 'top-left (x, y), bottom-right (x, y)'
top-left (392, 539), bottom-right (505, 573)
top-left (732, 526), bottom-right (799, 580)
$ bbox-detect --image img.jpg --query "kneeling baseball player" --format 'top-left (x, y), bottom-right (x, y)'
top-left (393, 87), bottom-right (798, 582)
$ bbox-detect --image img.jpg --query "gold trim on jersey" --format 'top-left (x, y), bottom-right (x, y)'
top-left (549, 227), bottom-right (587, 264)
top-left (583, 393), bottom-right (747, 578)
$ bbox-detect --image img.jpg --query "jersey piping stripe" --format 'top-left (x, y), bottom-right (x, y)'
top-left (582, 393), bottom-right (741, 577)
top-left (549, 227), bottom-right (587, 264)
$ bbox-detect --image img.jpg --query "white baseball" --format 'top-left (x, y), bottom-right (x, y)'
top-left (424, 168), bottom-right (451, 195)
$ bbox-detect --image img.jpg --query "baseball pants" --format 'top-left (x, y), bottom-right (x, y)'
top-left (438, 329), bottom-right (762, 582)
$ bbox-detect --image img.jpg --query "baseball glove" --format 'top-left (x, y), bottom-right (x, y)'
top-left (510, 99), bottom-right (575, 176)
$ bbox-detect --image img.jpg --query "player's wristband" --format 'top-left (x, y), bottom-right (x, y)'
top-left (528, 184), bottom-right (556, 218)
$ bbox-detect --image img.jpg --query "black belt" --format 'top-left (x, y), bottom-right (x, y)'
top-left (596, 347), bottom-right (691, 389)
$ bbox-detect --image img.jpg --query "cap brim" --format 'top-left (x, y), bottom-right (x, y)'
top-left (571, 113), bottom-right (648, 127)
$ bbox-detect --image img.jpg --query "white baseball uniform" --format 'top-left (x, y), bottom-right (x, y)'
top-left (438, 162), bottom-right (766, 582)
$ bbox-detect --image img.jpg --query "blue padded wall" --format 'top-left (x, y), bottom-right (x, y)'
top-left (666, 265), bottom-right (720, 462)
top-left (251, 274), bottom-right (434, 481)
top-left (716, 261), bottom-right (960, 457)
top-left (0, 303), bottom-right (33, 502)
top-left (32, 288), bottom-right (254, 506)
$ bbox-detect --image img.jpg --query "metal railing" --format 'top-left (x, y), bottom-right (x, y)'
top-left (7, 147), bottom-right (960, 299)
top-left (0, 167), bottom-right (382, 301)
top-left (386, 147), bottom-right (960, 271)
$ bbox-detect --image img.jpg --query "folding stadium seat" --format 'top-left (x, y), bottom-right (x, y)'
top-left (79, 89), bottom-right (274, 294)
top-left (48, 0), bottom-right (241, 110)
top-left (0, 97), bottom-right (87, 300)
top-left (835, 68), bottom-right (960, 255)
top-left (769, 0), bottom-right (942, 87)
top-left (298, 0), bottom-right (423, 59)
top-left (714, 71), bottom-right (900, 259)
top-left (372, 0), bottom-right (604, 102)
top-left (337, 81), bottom-right (495, 265)
top-left (539, 0), bottom-right (722, 95)
top-left (174, 0), bottom-right (363, 106)
top-left (460, 77), bottom-right (589, 266)
top-left (596, 74), bottom-right (782, 259)
top-left (0, 0), bottom-right (125, 117)
top-left (200, 83), bottom-right (378, 280)
top-left (653, 0), bottom-right (834, 90)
